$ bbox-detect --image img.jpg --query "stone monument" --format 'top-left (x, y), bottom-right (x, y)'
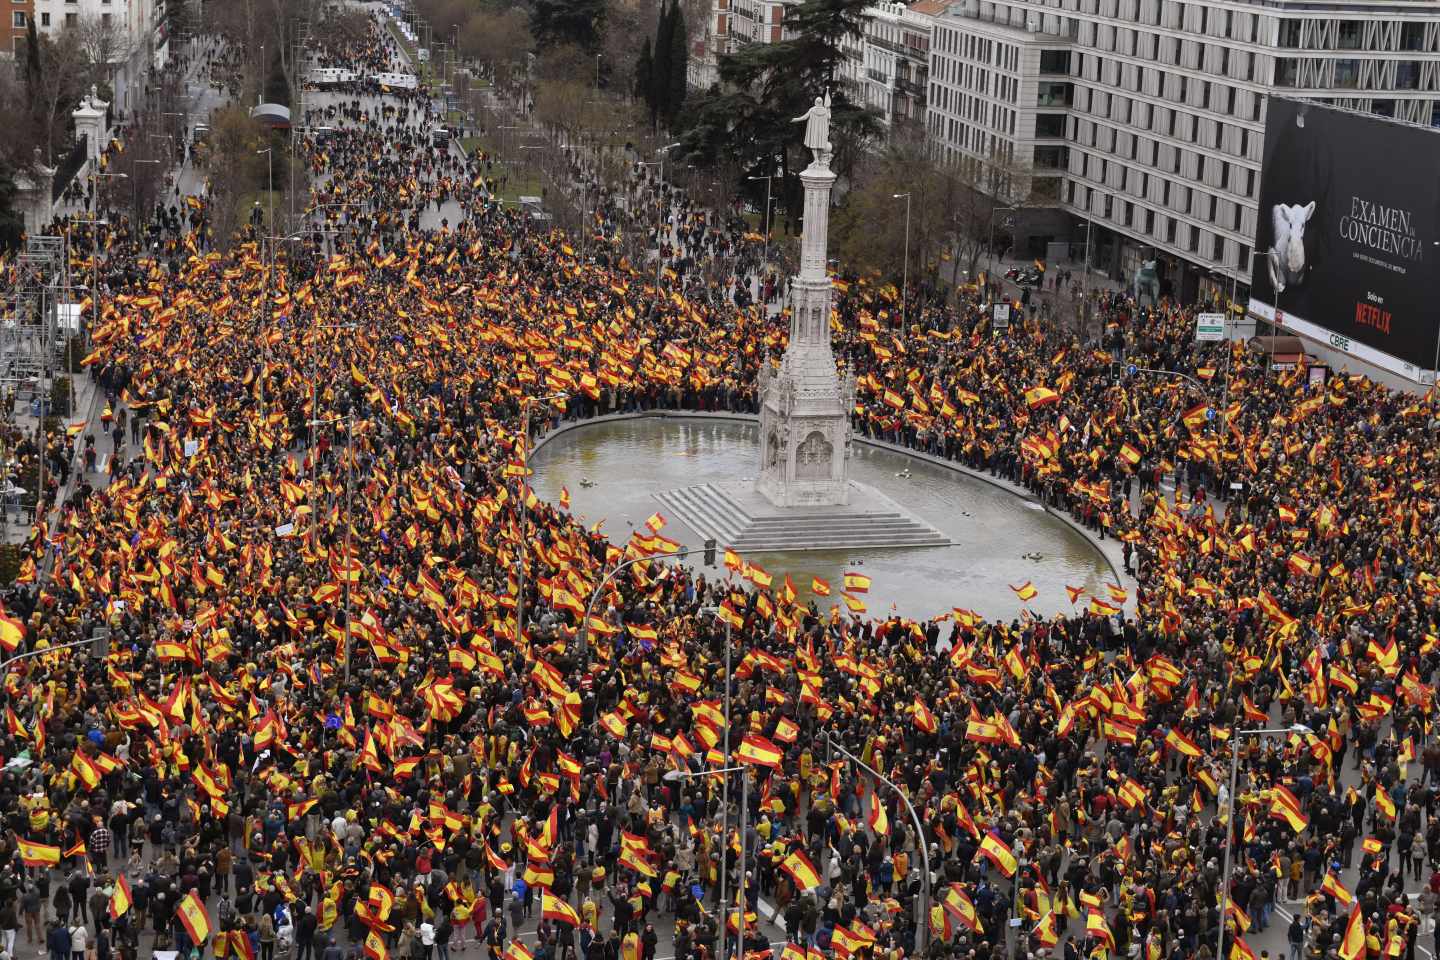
top-left (753, 92), bottom-right (857, 508)
top-left (650, 88), bottom-right (949, 553)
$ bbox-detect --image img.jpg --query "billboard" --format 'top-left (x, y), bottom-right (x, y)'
top-left (1248, 99), bottom-right (1440, 382)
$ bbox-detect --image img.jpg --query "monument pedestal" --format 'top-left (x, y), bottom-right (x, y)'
top-left (654, 479), bottom-right (949, 553)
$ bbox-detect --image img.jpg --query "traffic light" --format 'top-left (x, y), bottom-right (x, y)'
top-left (703, 538), bottom-right (716, 567)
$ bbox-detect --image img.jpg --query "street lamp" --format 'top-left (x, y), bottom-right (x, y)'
top-left (1216, 723), bottom-right (1313, 960)
top-left (306, 414), bottom-right (356, 682)
top-left (514, 392), bottom-right (567, 646)
top-left (746, 174), bottom-right (775, 266)
top-left (892, 192), bottom-right (911, 337)
top-left (88, 171), bottom-right (127, 218)
top-left (129, 159), bottom-right (161, 219)
top-left (652, 143), bottom-right (681, 289)
top-left (827, 734), bottom-right (933, 953)
top-left (675, 764), bottom-right (750, 960)
top-left (595, 53), bottom-right (603, 88)
top-left (257, 147), bottom-right (274, 230)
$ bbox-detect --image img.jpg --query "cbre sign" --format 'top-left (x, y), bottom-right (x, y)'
top-left (1195, 312), bottom-right (1227, 342)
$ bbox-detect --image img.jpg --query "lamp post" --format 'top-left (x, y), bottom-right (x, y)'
top-left (746, 174), bottom-right (774, 266)
top-left (651, 143), bottom-right (681, 289)
top-left (69, 219), bottom-right (108, 352)
top-left (595, 53), bottom-right (603, 88)
top-left (893, 192), bottom-right (912, 337)
top-left (987, 203), bottom-right (1019, 278)
top-left (129, 159), bottom-right (161, 221)
top-left (514, 392), bottom-right (567, 646)
top-left (673, 765), bottom-right (748, 960)
top-left (1217, 724), bottom-right (1313, 960)
top-left (257, 147), bottom-right (274, 230)
top-left (827, 734), bottom-right (932, 953)
top-left (307, 414), bottom-right (356, 681)
top-left (88, 172), bottom-right (126, 220)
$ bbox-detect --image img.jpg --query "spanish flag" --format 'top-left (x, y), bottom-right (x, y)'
top-left (811, 577), bottom-right (831, 596)
top-left (0, 603), bottom-right (25, 653)
top-left (108, 875), bottom-right (132, 920)
top-left (843, 571), bottom-right (871, 593)
top-left (1025, 386), bottom-right (1060, 408)
top-left (780, 849), bottom-right (821, 892)
top-left (176, 890), bottom-right (211, 945)
top-left (1322, 869), bottom-right (1353, 905)
top-left (1164, 728), bottom-right (1202, 758)
top-left (1230, 937), bottom-right (1259, 960)
top-left (1269, 784), bottom-right (1308, 833)
top-left (1010, 582), bottom-right (1037, 602)
top-left (867, 792), bottom-right (889, 835)
top-left (737, 733), bottom-right (784, 769)
top-left (1086, 909), bottom-right (1115, 950)
top-left (975, 831), bottom-right (1017, 877)
top-left (542, 892), bottom-right (580, 926)
top-left (16, 838), bottom-right (59, 867)
top-left (363, 931), bottom-right (388, 960)
top-left (1339, 903), bottom-right (1366, 960)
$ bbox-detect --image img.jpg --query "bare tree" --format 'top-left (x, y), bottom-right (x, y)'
top-left (75, 15), bottom-right (132, 95)
top-left (458, 9), bottom-right (533, 87)
top-left (27, 28), bottom-right (91, 165)
top-left (205, 105), bottom-right (269, 249)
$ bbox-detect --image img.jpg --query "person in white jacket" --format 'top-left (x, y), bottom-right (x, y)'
top-left (67, 923), bottom-right (87, 960)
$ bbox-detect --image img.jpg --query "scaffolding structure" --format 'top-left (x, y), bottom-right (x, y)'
top-left (4, 235), bottom-right (66, 394)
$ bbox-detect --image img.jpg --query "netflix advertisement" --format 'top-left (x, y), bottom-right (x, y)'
top-left (1249, 99), bottom-right (1440, 381)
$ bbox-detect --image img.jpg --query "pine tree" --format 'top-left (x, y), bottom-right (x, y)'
top-left (650, 3), bottom-right (674, 129)
top-left (665, 0), bottom-right (688, 126)
top-left (634, 37), bottom-right (654, 109)
top-left (23, 18), bottom-right (40, 91)
top-left (0, 163), bottom-right (22, 255)
top-left (679, 0), bottom-right (880, 176)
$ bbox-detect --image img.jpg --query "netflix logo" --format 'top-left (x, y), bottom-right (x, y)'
top-left (1355, 300), bottom-right (1392, 335)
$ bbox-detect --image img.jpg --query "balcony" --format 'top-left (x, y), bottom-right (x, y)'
top-left (895, 74), bottom-right (925, 96)
top-left (866, 68), bottom-right (890, 83)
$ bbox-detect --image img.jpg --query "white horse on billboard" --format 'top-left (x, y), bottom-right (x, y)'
top-left (1267, 201), bottom-right (1315, 293)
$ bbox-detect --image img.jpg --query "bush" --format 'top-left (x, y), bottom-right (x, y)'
top-left (65, 337), bottom-right (86, 373)
top-left (0, 544), bottom-right (23, 585)
top-left (50, 377), bottom-right (71, 418)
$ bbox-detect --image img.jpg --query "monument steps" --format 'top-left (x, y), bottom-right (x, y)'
top-left (654, 482), bottom-right (950, 553)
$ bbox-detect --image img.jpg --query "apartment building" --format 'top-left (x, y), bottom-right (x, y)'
top-left (691, 0), bottom-right (792, 88)
top-left (31, 0), bottom-right (168, 114)
top-left (6, 0), bottom-right (34, 58)
top-left (837, 1), bottom-right (942, 128)
top-left (924, 0), bottom-right (1440, 303)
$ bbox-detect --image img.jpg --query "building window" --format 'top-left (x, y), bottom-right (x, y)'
top-left (65, 11), bottom-right (76, 24)
top-left (1336, 20), bottom-right (1362, 49)
top-left (1278, 20), bottom-right (1301, 47)
top-left (1401, 22), bottom-right (1424, 51)
top-left (11, 11), bottom-right (23, 26)
top-left (40, 12), bottom-right (49, 25)
top-left (1334, 59), bottom-right (1360, 88)
top-left (1275, 58), bottom-right (1298, 87)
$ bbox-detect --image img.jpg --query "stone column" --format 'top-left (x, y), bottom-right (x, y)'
top-left (72, 87), bottom-right (110, 168)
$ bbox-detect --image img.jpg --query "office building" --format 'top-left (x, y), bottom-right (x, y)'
top-left (925, 0), bottom-right (1440, 302)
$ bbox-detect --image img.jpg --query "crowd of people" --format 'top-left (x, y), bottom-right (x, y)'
top-left (1, 15), bottom-right (1436, 960)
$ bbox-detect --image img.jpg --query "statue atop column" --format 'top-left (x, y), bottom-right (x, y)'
top-left (793, 91), bottom-right (832, 168)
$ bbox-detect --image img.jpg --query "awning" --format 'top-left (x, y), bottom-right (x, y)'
top-left (250, 103), bottom-right (292, 129)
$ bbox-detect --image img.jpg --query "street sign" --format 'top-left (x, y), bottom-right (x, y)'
top-left (1195, 312), bottom-right (1226, 341)
top-left (992, 302), bottom-right (1011, 333)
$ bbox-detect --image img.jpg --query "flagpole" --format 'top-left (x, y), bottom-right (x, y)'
top-left (826, 734), bottom-right (931, 952)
